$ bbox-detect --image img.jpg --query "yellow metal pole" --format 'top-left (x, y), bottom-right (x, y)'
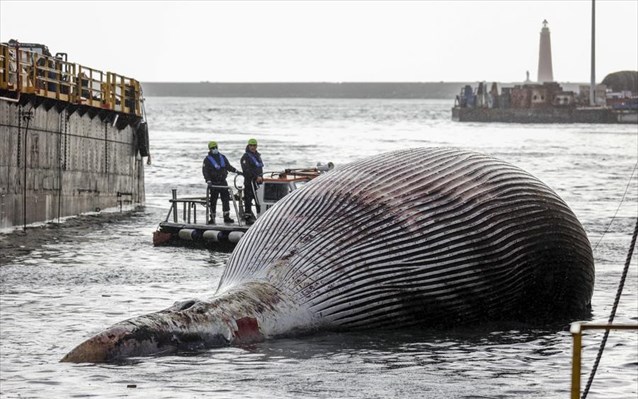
top-left (55, 60), bottom-right (61, 100)
top-left (136, 80), bottom-right (141, 116)
top-left (109, 72), bottom-right (115, 110)
top-left (105, 72), bottom-right (112, 109)
top-left (571, 323), bottom-right (582, 399)
top-left (0, 45), bottom-right (7, 88)
top-left (31, 54), bottom-right (38, 93)
top-left (570, 323), bottom-right (637, 399)
top-left (119, 76), bottom-right (125, 112)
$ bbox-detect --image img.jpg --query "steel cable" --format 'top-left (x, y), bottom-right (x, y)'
top-left (593, 161), bottom-right (638, 251)
top-left (581, 213), bottom-right (638, 399)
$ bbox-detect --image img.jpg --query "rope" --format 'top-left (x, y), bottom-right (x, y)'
top-left (581, 214), bottom-right (638, 399)
top-left (57, 109), bottom-right (66, 224)
top-left (21, 107), bottom-right (33, 231)
top-left (593, 161), bottom-right (638, 251)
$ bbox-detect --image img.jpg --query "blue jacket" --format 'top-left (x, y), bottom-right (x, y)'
top-left (240, 146), bottom-right (264, 183)
top-left (202, 152), bottom-right (237, 184)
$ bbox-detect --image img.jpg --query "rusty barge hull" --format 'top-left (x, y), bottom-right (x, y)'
top-left (0, 93), bottom-right (146, 229)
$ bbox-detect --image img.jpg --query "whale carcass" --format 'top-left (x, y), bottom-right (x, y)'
top-left (62, 147), bottom-right (595, 363)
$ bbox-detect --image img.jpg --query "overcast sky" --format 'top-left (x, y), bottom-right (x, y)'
top-left (1, 1), bottom-right (636, 83)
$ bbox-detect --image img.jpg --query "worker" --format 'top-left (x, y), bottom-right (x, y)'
top-left (240, 138), bottom-right (264, 224)
top-left (202, 140), bottom-right (238, 224)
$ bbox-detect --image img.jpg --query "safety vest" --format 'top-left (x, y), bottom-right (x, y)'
top-left (207, 154), bottom-right (226, 170)
top-left (246, 152), bottom-right (263, 168)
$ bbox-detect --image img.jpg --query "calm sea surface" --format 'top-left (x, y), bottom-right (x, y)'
top-left (1, 98), bottom-right (637, 398)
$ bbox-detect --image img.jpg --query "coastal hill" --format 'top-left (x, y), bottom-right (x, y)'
top-left (141, 81), bottom-right (585, 99)
top-left (601, 71), bottom-right (638, 93)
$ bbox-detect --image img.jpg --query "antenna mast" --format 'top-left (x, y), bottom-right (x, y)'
top-left (590, 0), bottom-right (596, 106)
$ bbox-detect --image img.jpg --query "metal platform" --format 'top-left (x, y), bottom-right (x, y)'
top-left (153, 165), bottom-right (333, 250)
top-left (154, 220), bottom-right (249, 251)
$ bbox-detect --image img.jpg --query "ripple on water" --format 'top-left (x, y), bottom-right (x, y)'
top-left (1, 99), bottom-right (637, 399)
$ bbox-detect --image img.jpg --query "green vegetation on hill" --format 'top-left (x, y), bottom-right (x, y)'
top-left (602, 71), bottom-right (638, 93)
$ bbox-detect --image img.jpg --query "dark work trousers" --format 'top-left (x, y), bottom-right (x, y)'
top-left (244, 180), bottom-right (261, 215)
top-left (208, 181), bottom-right (231, 215)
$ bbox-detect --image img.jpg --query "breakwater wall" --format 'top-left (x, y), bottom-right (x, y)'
top-left (142, 81), bottom-right (587, 99)
top-left (142, 82), bottom-right (471, 99)
top-left (451, 106), bottom-right (629, 124)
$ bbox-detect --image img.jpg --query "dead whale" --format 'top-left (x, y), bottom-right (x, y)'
top-left (62, 147), bottom-right (594, 363)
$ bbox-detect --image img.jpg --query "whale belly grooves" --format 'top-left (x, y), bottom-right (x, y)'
top-left (220, 147), bottom-right (594, 328)
top-left (62, 147), bottom-right (594, 362)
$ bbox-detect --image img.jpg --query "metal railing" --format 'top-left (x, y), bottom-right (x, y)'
top-left (165, 186), bottom-right (245, 226)
top-left (570, 322), bottom-right (638, 399)
top-left (0, 43), bottom-right (142, 116)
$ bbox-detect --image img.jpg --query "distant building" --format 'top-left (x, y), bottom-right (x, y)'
top-left (578, 84), bottom-right (607, 106)
top-left (457, 82), bottom-right (576, 110)
top-left (537, 20), bottom-right (554, 83)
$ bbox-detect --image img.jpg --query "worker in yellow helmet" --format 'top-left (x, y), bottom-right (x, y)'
top-left (240, 138), bottom-right (264, 225)
top-left (202, 140), bottom-right (238, 224)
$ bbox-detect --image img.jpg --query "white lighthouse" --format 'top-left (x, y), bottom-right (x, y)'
top-left (537, 19), bottom-right (554, 82)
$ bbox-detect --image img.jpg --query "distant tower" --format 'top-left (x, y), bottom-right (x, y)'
top-left (537, 20), bottom-right (554, 82)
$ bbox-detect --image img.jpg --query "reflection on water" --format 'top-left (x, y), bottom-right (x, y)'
top-left (1, 98), bottom-right (636, 398)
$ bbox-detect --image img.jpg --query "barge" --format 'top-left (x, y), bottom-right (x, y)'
top-left (153, 164), bottom-right (333, 250)
top-left (0, 40), bottom-right (149, 229)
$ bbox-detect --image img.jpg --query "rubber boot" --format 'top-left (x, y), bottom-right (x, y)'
top-left (223, 211), bottom-right (234, 224)
top-left (244, 211), bottom-right (255, 225)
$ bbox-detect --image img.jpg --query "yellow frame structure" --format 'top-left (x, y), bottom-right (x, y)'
top-left (0, 43), bottom-right (142, 116)
top-left (570, 322), bottom-right (638, 399)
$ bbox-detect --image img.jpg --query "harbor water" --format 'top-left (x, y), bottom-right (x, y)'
top-left (1, 98), bottom-right (637, 398)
